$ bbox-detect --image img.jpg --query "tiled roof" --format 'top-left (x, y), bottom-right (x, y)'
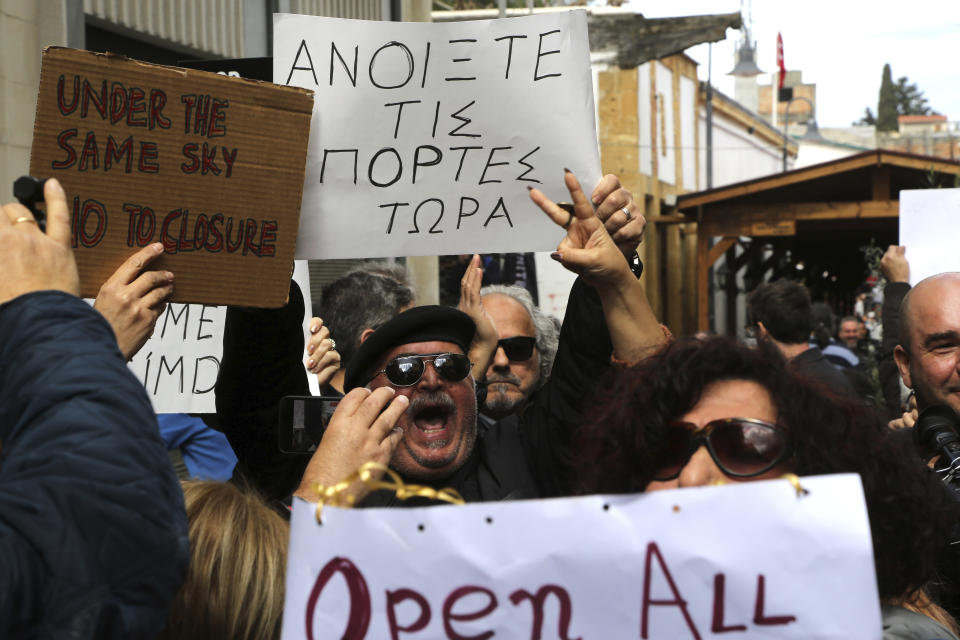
top-left (898, 114), bottom-right (947, 123)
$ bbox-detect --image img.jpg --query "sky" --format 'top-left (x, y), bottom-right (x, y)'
top-left (606, 0), bottom-right (960, 128)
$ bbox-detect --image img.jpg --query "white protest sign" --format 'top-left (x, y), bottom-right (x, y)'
top-left (281, 474), bottom-right (881, 639)
top-left (900, 187), bottom-right (960, 285)
top-left (274, 11), bottom-right (602, 260)
top-left (120, 260), bottom-right (318, 413)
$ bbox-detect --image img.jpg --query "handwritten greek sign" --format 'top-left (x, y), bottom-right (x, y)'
top-left (274, 11), bottom-right (601, 260)
top-left (282, 474), bottom-right (881, 639)
top-left (30, 47), bottom-right (313, 306)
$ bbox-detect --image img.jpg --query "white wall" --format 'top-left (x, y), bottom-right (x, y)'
top-left (698, 111), bottom-right (784, 189)
top-left (680, 75), bottom-right (697, 190)
top-left (795, 141), bottom-right (857, 168)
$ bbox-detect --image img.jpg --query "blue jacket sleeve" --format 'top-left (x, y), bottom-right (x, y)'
top-left (0, 291), bottom-right (189, 639)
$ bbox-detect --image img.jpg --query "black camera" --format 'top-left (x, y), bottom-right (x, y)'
top-left (914, 404), bottom-right (960, 488)
top-left (12, 176), bottom-right (48, 231)
top-left (277, 395), bottom-right (342, 454)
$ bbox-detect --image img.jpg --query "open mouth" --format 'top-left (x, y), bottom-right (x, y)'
top-left (408, 394), bottom-right (456, 443)
top-left (413, 404), bottom-right (450, 432)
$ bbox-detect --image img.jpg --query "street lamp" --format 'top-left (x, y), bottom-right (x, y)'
top-left (782, 95), bottom-right (821, 171)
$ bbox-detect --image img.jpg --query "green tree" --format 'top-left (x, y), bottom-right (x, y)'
top-left (894, 76), bottom-right (932, 116)
top-left (853, 107), bottom-right (876, 126)
top-left (876, 63), bottom-right (898, 132)
top-left (857, 64), bottom-right (936, 129)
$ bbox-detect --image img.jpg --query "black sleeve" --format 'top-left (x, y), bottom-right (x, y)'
top-left (518, 277), bottom-right (614, 497)
top-left (216, 280), bottom-right (310, 500)
top-left (0, 291), bottom-right (189, 638)
top-left (880, 282), bottom-right (911, 418)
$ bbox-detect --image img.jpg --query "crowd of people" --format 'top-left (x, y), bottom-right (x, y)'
top-left (3, 171), bottom-right (959, 639)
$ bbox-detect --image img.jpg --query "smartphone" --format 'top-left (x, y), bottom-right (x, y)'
top-left (277, 395), bottom-right (342, 454)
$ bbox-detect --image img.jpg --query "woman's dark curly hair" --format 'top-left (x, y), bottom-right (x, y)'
top-left (576, 336), bottom-right (958, 603)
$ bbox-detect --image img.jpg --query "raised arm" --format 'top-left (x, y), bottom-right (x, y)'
top-left (458, 253), bottom-right (499, 383)
top-left (0, 179), bottom-right (187, 637)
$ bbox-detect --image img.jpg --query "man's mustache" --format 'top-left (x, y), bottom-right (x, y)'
top-left (487, 373), bottom-right (521, 386)
top-left (407, 390), bottom-right (457, 415)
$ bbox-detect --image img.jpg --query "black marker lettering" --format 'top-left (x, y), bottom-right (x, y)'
top-left (534, 30), bottom-right (562, 81)
top-left (286, 40), bottom-right (318, 85)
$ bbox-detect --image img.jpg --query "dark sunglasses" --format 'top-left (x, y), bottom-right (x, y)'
top-left (496, 336), bottom-right (537, 361)
top-left (652, 418), bottom-right (792, 481)
top-left (370, 352), bottom-right (473, 387)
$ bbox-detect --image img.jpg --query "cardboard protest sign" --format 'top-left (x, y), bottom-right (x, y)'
top-left (30, 47), bottom-right (314, 307)
top-left (120, 261), bottom-right (319, 413)
top-left (899, 188), bottom-right (960, 285)
top-left (274, 11), bottom-right (601, 260)
top-left (282, 474), bottom-right (881, 639)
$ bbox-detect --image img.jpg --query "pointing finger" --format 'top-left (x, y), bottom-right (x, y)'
top-left (44, 178), bottom-right (71, 246)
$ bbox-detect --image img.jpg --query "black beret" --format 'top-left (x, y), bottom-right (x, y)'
top-left (343, 305), bottom-right (476, 391)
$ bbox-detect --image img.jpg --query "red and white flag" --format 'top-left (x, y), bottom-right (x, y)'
top-left (777, 32), bottom-right (786, 88)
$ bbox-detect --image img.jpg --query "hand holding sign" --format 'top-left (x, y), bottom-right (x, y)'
top-left (94, 242), bottom-right (174, 360)
top-left (305, 317), bottom-right (340, 388)
top-left (293, 387), bottom-right (408, 504)
top-left (0, 178), bottom-right (79, 304)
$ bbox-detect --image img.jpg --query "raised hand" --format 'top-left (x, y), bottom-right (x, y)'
top-left (458, 254), bottom-right (498, 381)
top-left (528, 170), bottom-right (633, 290)
top-left (306, 317), bottom-right (341, 389)
top-left (591, 173), bottom-right (646, 258)
top-left (0, 178), bottom-right (79, 304)
top-left (293, 386), bottom-right (408, 504)
top-left (94, 243), bottom-right (174, 359)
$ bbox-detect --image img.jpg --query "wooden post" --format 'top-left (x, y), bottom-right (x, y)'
top-left (697, 223), bottom-right (709, 331)
top-left (682, 223), bottom-right (698, 336)
top-left (646, 63), bottom-right (662, 318)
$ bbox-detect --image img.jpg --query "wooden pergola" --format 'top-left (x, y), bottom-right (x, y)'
top-left (672, 150), bottom-right (960, 332)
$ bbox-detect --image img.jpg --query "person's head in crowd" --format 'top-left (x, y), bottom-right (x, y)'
top-left (746, 280), bottom-right (813, 354)
top-left (839, 315), bottom-right (861, 349)
top-left (320, 266), bottom-right (416, 391)
top-left (479, 285), bottom-right (559, 419)
top-left (343, 305), bottom-right (478, 480)
top-left (576, 337), bottom-right (957, 626)
top-left (895, 273), bottom-right (960, 414)
top-left (354, 260), bottom-right (413, 287)
top-left (810, 302), bottom-right (838, 349)
top-left (158, 481), bottom-right (288, 640)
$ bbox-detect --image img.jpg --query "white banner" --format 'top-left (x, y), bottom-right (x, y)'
top-left (900, 187), bottom-right (960, 285)
top-left (282, 474), bottom-right (881, 639)
top-left (274, 11), bottom-right (602, 260)
top-left (117, 260), bottom-right (317, 413)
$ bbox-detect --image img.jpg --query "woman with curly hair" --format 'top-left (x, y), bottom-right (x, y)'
top-left (576, 336), bottom-right (960, 639)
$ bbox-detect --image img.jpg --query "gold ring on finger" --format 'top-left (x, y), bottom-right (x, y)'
top-left (13, 216), bottom-right (38, 226)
